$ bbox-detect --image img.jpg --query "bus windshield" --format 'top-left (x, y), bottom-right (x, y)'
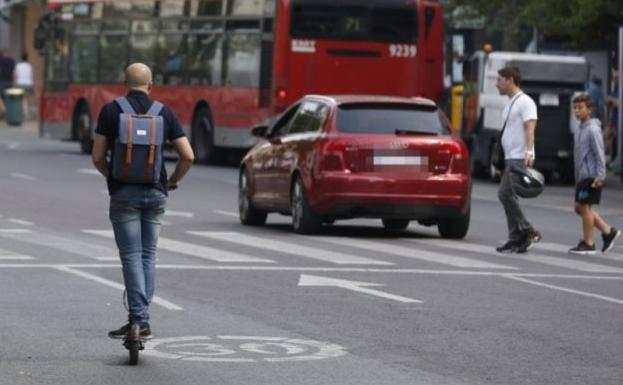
top-left (290, 0), bottom-right (418, 43)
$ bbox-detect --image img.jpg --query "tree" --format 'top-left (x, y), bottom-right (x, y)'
top-left (451, 0), bottom-right (623, 51)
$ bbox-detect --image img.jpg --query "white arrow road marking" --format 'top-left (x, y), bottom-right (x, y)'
top-left (298, 274), bottom-right (422, 303)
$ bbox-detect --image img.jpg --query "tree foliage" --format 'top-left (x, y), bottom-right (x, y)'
top-left (451, 0), bottom-right (623, 50)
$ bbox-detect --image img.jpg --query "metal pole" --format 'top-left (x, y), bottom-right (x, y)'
top-left (619, 27), bottom-right (623, 182)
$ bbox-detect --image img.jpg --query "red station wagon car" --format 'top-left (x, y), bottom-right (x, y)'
top-left (238, 95), bottom-right (471, 238)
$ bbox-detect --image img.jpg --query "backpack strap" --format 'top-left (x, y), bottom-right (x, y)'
top-left (145, 117), bottom-right (157, 183)
top-left (115, 97), bottom-right (136, 115)
top-left (123, 115), bottom-right (134, 179)
top-left (146, 101), bottom-right (163, 116)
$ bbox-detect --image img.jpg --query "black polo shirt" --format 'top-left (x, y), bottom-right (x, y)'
top-left (95, 90), bottom-right (186, 196)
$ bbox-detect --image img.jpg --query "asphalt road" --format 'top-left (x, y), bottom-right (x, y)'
top-left (0, 126), bottom-right (621, 385)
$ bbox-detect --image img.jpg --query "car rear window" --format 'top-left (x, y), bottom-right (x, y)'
top-left (337, 103), bottom-right (451, 135)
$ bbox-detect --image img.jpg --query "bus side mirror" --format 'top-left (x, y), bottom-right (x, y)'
top-left (251, 124), bottom-right (269, 138)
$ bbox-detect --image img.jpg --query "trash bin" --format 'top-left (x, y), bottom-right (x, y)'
top-left (4, 88), bottom-right (24, 126)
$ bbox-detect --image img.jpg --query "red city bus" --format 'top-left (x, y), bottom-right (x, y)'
top-left (37, 0), bottom-right (444, 163)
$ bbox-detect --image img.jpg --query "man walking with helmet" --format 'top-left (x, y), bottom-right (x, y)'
top-left (494, 66), bottom-right (542, 253)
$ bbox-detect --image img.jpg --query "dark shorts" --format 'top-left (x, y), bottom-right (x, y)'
top-left (575, 178), bottom-right (602, 205)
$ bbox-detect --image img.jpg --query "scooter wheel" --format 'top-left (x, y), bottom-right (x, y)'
top-left (129, 345), bottom-right (139, 365)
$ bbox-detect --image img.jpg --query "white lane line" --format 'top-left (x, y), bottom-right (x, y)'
top-left (77, 168), bottom-right (100, 176)
top-left (189, 232), bottom-right (393, 266)
top-left (165, 210), bottom-right (194, 218)
top-left (84, 230), bottom-right (274, 263)
top-left (7, 218), bottom-right (34, 226)
top-left (504, 275), bottom-right (623, 305)
top-left (0, 256), bottom-right (35, 260)
top-left (473, 193), bottom-right (623, 216)
top-left (0, 229), bottom-right (32, 234)
top-left (315, 237), bottom-right (516, 270)
top-left (55, 266), bottom-right (183, 311)
top-left (9, 172), bottom-right (36, 181)
top-left (7, 142), bottom-right (20, 150)
top-left (2, 263), bottom-right (623, 281)
top-left (413, 238), bottom-right (623, 274)
top-left (214, 210), bottom-right (238, 218)
top-left (0, 229), bottom-right (117, 260)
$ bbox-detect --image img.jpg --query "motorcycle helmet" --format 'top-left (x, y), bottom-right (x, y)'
top-left (510, 165), bottom-right (545, 198)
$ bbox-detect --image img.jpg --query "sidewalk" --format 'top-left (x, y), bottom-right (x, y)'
top-left (0, 117), bottom-right (38, 133)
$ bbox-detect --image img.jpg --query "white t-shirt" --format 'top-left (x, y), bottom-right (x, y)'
top-left (14, 62), bottom-right (33, 87)
top-left (501, 92), bottom-right (537, 160)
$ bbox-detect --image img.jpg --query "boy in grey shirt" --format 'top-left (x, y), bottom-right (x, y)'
top-left (569, 94), bottom-right (620, 254)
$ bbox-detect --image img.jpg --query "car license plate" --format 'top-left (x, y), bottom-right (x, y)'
top-left (373, 156), bottom-right (427, 166)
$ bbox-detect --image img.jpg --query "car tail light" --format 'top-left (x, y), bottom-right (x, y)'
top-left (315, 139), bottom-right (356, 172)
top-left (448, 145), bottom-right (470, 175)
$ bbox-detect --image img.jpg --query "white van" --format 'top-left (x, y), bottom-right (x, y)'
top-left (461, 51), bottom-right (588, 182)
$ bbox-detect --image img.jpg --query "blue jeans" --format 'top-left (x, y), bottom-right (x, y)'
top-left (109, 185), bottom-right (167, 324)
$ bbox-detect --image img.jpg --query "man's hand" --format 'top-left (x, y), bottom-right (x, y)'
top-left (592, 177), bottom-right (604, 188)
top-left (524, 152), bottom-right (534, 167)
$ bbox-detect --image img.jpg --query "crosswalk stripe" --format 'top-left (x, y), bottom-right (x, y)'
top-left (188, 232), bottom-right (393, 266)
top-left (0, 229), bottom-right (117, 260)
top-left (84, 230), bottom-right (274, 264)
top-left (535, 242), bottom-right (623, 260)
top-left (0, 247), bottom-right (34, 260)
top-left (413, 239), bottom-right (623, 274)
top-left (310, 237), bottom-right (516, 269)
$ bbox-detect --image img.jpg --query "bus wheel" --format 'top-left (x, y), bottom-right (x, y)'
top-left (77, 108), bottom-right (93, 154)
top-left (192, 108), bottom-right (221, 165)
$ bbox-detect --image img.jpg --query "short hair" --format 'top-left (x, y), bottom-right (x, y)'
top-left (572, 93), bottom-right (593, 109)
top-left (21, 52), bottom-right (28, 62)
top-left (498, 66), bottom-right (522, 86)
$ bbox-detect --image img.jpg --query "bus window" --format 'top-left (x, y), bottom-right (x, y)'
top-left (156, 31), bottom-right (187, 86)
top-left (46, 25), bottom-right (69, 87)
top-left (228, 0), bottom-right (262, 16)
top-left (291, 2), bottom-right (417, 43)
top-left (130, 20), bottom-right (158, 71)
top-left (100, 20), bottom-right (129, 84)
top-left (159, 0), bottom-right (186, 17)
top-left (224, 32), bottom-right (261, 88)
top-left (103, 1), bottom-right (156, 18)
top-left (190, 0), bottom-right (223, 16)
top-left (188, 23), bottom-right (224, 86)
top-left (70, 34), bottom-right (98, 83)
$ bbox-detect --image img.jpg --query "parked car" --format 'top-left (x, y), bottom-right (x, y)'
top-left (238, 95), bottom-right (471, 238)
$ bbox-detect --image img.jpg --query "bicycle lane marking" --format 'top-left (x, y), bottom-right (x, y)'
top-left (142, 335), bottom-right (347, 363)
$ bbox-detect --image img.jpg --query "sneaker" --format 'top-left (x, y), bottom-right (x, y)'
top-left (496, 240), bottom-right (518, 253)
top-left (108, 322), bottom-right (152, 340)
top-left (569, 240), bottom-right (596, 255)
top-left (525, 229), bottom-right (542, 243)
top-left (602, 227), bottom-right (621, 253)
top-left (515, 235), bottom-right (535, 254)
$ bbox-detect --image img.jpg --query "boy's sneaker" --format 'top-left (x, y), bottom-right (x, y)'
top-left (108, 322), bottom-right (152, 340)
top-left (496, 240), bottom-right (518, 253)
top-left (568, 240), bottom-right (596, 255)
top-left (602, 227), bottom-right (621, 253)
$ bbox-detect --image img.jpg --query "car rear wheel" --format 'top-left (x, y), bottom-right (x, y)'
top-left (381, 219), bottom-right (410, 231)
top-left (238, 169), bottom-right (267, 226)
top-left (437, 206), bottom-right (470, 239)
top-left (291, 176), bottom-right (321, 234)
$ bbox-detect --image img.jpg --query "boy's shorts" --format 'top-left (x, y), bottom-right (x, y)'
top-left (575, 178), bottom-right (602, 205)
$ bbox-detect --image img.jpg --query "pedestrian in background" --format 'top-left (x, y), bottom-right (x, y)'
top-left (586, 75), bottom-right (605, 122)
top-left (606, 69), bottom-right (619, 160)
top-left (13, 52), bottom-right (34, 120)
top-left (92, 63), bottom-right (194, 339)
top-left (0, 50), bottom-right (15, 117)
top-left (495, 66), bottom-right (542, 254)
top-left (569, 94), bottom-right (620, 255)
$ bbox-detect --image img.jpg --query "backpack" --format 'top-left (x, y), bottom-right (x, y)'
top-left (111, 97), bottom-right (164, 184)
